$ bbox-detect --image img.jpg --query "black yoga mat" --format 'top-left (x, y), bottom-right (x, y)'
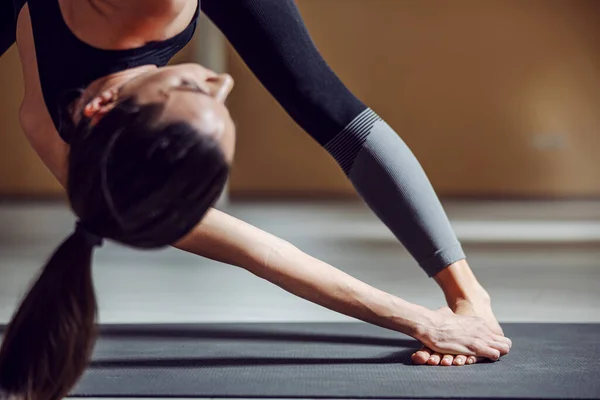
top-left (6, 323), bottom-right (600, 399)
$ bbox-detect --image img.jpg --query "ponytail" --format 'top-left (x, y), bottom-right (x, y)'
top-left (0, 224), bottom-right (103, 400)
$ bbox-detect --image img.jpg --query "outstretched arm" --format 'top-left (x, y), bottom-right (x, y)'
top-left (18, 118), bottom-right (426, 340)
top-left (175, 208), bottom-right (427, 337)
top-left (201, 0), bottom-right (465, 278)
top-left (174, 208), bottom-right (509, 361)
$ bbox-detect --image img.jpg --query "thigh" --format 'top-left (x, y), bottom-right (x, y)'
top-left (202, 0), bottom-right (367, 147)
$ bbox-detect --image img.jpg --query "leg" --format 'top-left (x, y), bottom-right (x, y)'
top-left (202, 0), bottom-right (503, 365)
top-left (202, 0), bottom-right (464, 275)
top-left (203, 1), bottom-right (496, 298)
top-left (412, 259), bottom-right (503, 366)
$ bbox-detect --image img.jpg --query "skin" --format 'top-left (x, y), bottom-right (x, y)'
top-left (75, 63), bottom-right (237, 163)
top-left (13, 0), bottom-right (510, 366)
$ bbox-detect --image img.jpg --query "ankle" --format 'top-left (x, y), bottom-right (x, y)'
top-left (434, 259), bottom-right (490, 305)
top-left (451, 291), bottom-right (491, 308)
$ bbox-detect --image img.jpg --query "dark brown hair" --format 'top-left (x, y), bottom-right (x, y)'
top-left (0, 97), bottom-right (230, 400)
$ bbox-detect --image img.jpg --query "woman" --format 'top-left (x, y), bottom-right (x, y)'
top-left (0, 0), bottom-right (511, 399)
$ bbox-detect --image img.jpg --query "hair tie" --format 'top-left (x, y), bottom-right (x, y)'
top-left (75, 222), bottom-right (104, 248)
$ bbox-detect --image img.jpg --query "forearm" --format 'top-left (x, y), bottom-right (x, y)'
top-left (175, 208), bottom-right (431, 338)
top-left (174, 207), bottom-right (276, 268)
top-left (251, 239), bottom-right (430, 337)
top-left (18, 113), bottom-right (70, 188)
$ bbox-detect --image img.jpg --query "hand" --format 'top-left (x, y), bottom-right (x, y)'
top-left (417, 307), bottom-right (511, 361)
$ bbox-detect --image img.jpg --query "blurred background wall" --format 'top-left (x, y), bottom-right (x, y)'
top-left (1, 0), bottom-right (599, 199)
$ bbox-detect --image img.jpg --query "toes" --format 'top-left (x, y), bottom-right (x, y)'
top-left (427, 352), bottom-right (442, 365)
top-left (411, 353), bottom-right (426, 365)
top-left (466, 356), bottom-right (477, 365)
top-left (441, 354), bottom-right (454, 366)
top-left (411, 351), bottom-right (429, 365)
top-left (411, 347), bottom-right (432, 365)
top-left (454, 355), bottom-right (467, 366)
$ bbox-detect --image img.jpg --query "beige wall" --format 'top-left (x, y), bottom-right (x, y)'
top-left (2, 1), bottom-right (599, 199)
top-left (227, 0), bottom-right (600, 198)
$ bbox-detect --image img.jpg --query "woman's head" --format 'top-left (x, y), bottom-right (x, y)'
top-left (0, 63), bottom-right (236, 400)
top-left (66, 62), bottom-right (236, 246)
top-left (73, 63), bottom-right (236, 162)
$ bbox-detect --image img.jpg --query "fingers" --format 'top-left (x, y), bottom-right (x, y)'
top-left (469, 332), bottom-right (512, 361)
top-left (495, 334), bottom-right (513, 350)
top-left (484, 334), bottom-right (511, 358)
top-left (492, 339), bottom-right (511, 357)
top-left (468, 338), bottom-right (501, 361)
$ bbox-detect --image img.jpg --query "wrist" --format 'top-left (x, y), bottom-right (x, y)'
top-left (409, 306), bottom-right (438, 342)
top-left (380, 297), bottom-right (435, 340)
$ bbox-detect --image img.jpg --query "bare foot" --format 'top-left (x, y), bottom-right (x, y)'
top-left (435, 261), bottom-right (502, 336)
top-left (411, 294), bottom-right (506, 366)
top-left (452, 295), bottom-right (503, 336)
top-left (411, 347), bottom-right (476, 366)
top-left (411, 260), bottom-right (509, 366)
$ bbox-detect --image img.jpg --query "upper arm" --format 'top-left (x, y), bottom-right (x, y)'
top-left (174, 207), bottom-right (290, 271)
top-left (19, 104), bottom-right (69, 188)
top-left (16, 5), bottom-right (68, 188)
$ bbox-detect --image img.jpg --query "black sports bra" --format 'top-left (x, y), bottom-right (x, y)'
top-left (16, 0), bottom-right (200, 143)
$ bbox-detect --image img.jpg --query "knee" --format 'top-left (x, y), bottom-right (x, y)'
top-left (273, 79), bottom-right (368, 147)
top-left (323, 108), bottom-right (383, 175)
